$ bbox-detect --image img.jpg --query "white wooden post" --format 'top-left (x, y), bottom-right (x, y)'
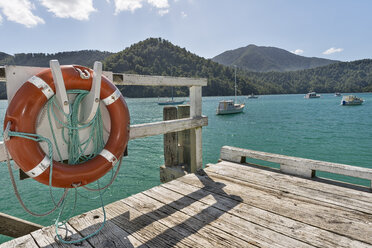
top-left (190, 86), bottom-right (203, 172)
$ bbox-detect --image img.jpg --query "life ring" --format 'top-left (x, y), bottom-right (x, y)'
top-left (4, 65), bottom-right (130, 188)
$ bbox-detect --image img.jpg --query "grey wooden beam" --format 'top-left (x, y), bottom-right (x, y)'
top-left (0, 212), bottom-right (43, 238)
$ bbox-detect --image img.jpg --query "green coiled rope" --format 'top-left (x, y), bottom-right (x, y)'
top-left (47, 90), bottom-right (105, 164)
top-left (4, 90), bottom-right (115, 244)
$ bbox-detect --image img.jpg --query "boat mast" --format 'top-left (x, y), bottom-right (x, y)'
top-left (234, 65), bottom-right (237, 104)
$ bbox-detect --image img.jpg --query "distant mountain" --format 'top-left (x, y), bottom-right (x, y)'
top-left (212, 44), bottom-right (339, 72)
top-left (0, 50), bottom-right (113, 67)
top-left (103, 37), bottom-right (257, 97)
top-left (103, 38), bottom-right (372, 96)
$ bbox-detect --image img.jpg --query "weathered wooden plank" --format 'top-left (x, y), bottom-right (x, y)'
top-left (30, 223), bottom-right (92, 248)
top-left (1, 65), bottom-right (207, 86)
top-left (163, 107), bottom-right (178, 166)
top-left (190, 127), bottom-right (203, 173)
top-left (125, 192), bottom-right (258, 247)
top-left (113, 73), bottom-right (207, 86)
top-left (190, 86), bottom-right (203, 173)
top-left (176, 172), bottom-right (372, 245)
top-left (142, 185), bottom-right (313, 248)
top-left (129, 116), bottom-right (208, 140)
top-left (102, 71), bottom-right (113, 82)
top-left (106, 195), bottom-right (210, 247)
top-left (213, 161), bottom-right (372, 203)
top-left (190, 86), bottom-right (202, 118)
top-left (177, 105), bottom-right (191, 171)
top-left (220, 146), bottom-right (372, 181)
top-left (163, 177), bottom-right (371, 248)
top-left (208, 161), bottom-right (372, 213)
top-left (0, 212), bottom-right (43, 238)
top-left (0, 234), bottom-right (39, 248)
top-left (68, 208), bottom-right (142, 248)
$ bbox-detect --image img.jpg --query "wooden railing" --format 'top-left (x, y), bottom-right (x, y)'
top-left (0, 66), bottom-right (208, 171)
top-left (220, 146), bottom-right (372, 190)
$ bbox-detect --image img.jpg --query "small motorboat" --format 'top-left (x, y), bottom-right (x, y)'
top-left (341, 95), bottom-right (364, 106)
top-left (216, 100), bottom-right (245, 115)
top-left (305, 92), bottom-right (320, 98)
top-left (247, 93), bottom-right (258, 99)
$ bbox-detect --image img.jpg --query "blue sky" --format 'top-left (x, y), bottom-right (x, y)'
top-left (0, 0), bottom-right (371, 61)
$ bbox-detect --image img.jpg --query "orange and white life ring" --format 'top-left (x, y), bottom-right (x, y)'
top-left (4, 65), bottom-right (130, 188)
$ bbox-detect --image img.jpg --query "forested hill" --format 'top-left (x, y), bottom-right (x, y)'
top-left (103, 38), bottom-right (372, 97)
top-left (1, 38), bottom-right (372, 98)
top-left (212, 44), bottom-right (338, 72)
top-left (103, 38), bottom-right (257, 97)
top-left (245, 59), bottom-right (372, 94)
top-left (0, 50), bottom-right (113, 67)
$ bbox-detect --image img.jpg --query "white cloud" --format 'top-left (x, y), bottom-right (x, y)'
top-left (113, 0), bottom-right (170, 14)
top-left (0, 14), bottom-right (2, 24)
top-left (0, 0), bottom-right (44, 28)
top-left (291, 49), bottom-right (303, 55)
top-left (40, 0), bottom-right (96, 21)
top-left (323, 47), bottom-right (343, 55)
top-left (158, 9), bottom-right (169, 16)
top-left (148, 0), bottom-right (169, 8)
top-left (113, 0), bottom-right (144, 13)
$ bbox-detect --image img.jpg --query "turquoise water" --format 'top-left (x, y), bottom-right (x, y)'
top-left (1, 93), bottom-right (371, 243)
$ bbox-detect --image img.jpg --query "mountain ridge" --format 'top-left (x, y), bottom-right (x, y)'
top-left (212, 44), bottom-right (339, 72)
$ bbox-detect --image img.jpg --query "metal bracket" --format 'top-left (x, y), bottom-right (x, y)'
top-left (50, 60), bottom-right (69, 127)
top-left (79, 61), bottom-right (102, 123)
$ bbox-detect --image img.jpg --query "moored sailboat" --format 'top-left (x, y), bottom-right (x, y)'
top-left (216, 65), bottom-right (245, 115)
top-left (158, 87), bottom-right (185, 105)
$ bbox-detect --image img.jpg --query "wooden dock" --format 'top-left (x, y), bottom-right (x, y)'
top-left (1, 65), bottom-right (371, 247)
top-left (2, 154), bottom-right (372, 247)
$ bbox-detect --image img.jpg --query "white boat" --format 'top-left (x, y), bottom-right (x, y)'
top-left (247, 93), bottom-right (258, 99)
top-left (216, 100), bottom-right (245, 115)
top-left (216, 65), bottom-right (245, 115)
top-left (305, 92), bottom-right (320, 98)
top-left (341, 95), bottom-right (364, 105)
top-left (335, 92), bottom-right (342, 97)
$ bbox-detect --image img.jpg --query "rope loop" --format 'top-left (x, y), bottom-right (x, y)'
top-left (74, 68), bottom-right (90, 79)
